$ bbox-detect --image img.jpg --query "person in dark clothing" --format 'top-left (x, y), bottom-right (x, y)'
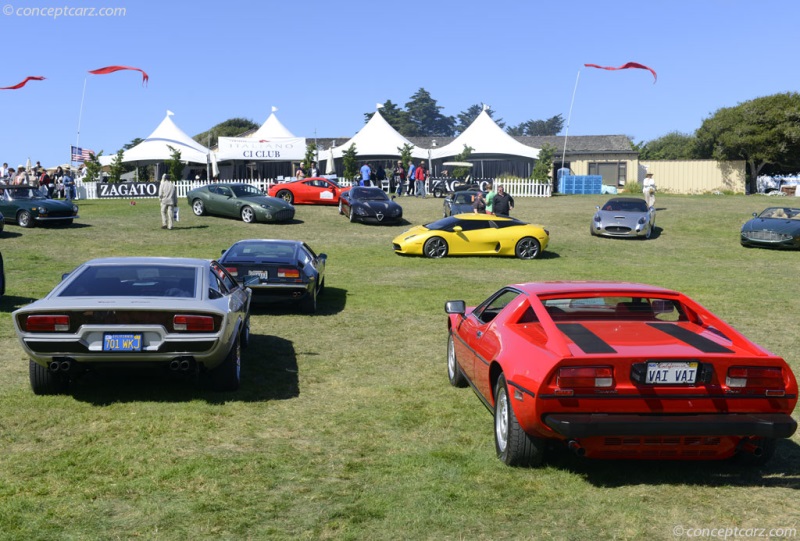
top-left (492, 184), bottom-right (514, 216)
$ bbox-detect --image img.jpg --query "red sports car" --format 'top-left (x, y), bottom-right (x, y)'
top-left (267, 177), bottom-right (350, 205)
top-left (445, 282), bottom-right (797, 467)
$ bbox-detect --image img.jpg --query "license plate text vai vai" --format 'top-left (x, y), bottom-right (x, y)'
top-left (646, 361), bottom-right (698, 384)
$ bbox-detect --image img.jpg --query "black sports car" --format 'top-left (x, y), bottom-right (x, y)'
top-left (741, 207), bottom-right (800, 249)
top-left (443, 190), bottom-right (485, 217)
top-left (219, 239), bottom-right (326, 313)
top-left (338, 187), bottom-right (403, 224)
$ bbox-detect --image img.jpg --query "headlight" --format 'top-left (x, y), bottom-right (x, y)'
top-left (72, 205), bottom-right (78, 213)
top-left (355, 207), bottom-right (368, 216)
top-left (638, 216), bottom-right (646, 224)
top-left (593, 214), bottom-right (601, 222)
top-left (392, 209), bottom-right (402, 217)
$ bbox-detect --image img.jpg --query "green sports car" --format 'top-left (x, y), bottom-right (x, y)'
top-left (187, 183), bottom-right (295, 224)
top-left (0, 185), bottom-right (79, 227)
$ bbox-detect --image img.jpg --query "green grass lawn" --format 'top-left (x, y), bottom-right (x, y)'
top-left (1, 193), bottom-right (798, 540)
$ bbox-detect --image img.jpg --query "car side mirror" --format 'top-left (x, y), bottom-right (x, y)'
top-left (596, 206), bottom-right (601, 210)
top-left (61, 272), bottom-right (71, 281)
top-left (208, 289), bottom-right (223, 299)
top-left (453, 226), bottom-right (463, 233)
top-left (753, 212), bottom-right (758, 217)
top-left (318, 253), bottom-right (327, 261)
top-left (220, 249), bottom-right (227, 255)
top-left (391, 195), bottom-right (396, 201)
top-left (445, 300), bottom-right (466, 315)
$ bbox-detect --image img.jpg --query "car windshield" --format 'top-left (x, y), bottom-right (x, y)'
top-left (424, 216), bottom-right (461, 230)
top-left (351, 188), bottom-right (388, 201)
top-left (759, 207), bottom-right (800, 219)
top-left (231, 184), bottom-right (264, 197)
top-left (3, 187), bottom-right (44, 200)
top-left (540, 296), bottom-right (686, 322)
top-left (59, 264), bottom-right (198, 298)
top-left (601, 199), bottom-right (648, 212)
top-left (453, 192), bottom-right (479, 204)
top-left (224, 242), bottom-right (296, 260)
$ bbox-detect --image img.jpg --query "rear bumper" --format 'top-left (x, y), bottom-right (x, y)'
top-left (544, 413), bottom-right (797, 439)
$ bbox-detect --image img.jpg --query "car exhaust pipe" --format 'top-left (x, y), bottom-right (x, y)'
top-left (169, 360), bottom-right (181, 371)
top-left (179, 359), bottom-right (191, 371)
top-left (59, 360), bottom-right (72, 372)
top-left (737, 439), bottom-right (763, 457)
top-left (291, 291), bottom-right (302, 298)
top-left (568, 440), bottom-right (586, 457)
top-left (49, 361), bottom-right (61, 372)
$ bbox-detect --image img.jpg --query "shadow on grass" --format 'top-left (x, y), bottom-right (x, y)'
top-left (545, 439), bottom-right (800, 488)
top-left (249, 286), bottom-right (347, 317)
top-left (0, 230), bottom-right (23, 239)
top-left (66, 333), bottom-right (299, 405)
top-left (0, 294), bottom-right (38, 313)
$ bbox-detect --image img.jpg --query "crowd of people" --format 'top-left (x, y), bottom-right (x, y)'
top-left (0, 161), bottom-right (86, 200)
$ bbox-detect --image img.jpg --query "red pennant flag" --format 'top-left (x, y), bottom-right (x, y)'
top-left (584, 62), bottom-right (657, 83)
top-left (88, 65), bottom-right (149, 86)
top-left (0, 76), bottom-right (46, 90)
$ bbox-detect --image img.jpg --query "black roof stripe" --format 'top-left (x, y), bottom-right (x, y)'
top-left (557, 323), bottom-right (616, 354)
top-left (647, 323), bottom-right (734, 354)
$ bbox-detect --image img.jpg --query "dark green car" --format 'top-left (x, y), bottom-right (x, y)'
top-left (0, 185), bottom-right (79, 227)
top-left (187, 183), bottom-right (295, 224)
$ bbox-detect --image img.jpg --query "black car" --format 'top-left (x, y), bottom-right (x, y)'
top-left (443, 190), bottom-right (485, 217)
top-left (219, 239), bottom-right (326, 313)
top-left (741, 207), bottom-right (800, 249)
top-left (338, 187), bottom-right (403, 224)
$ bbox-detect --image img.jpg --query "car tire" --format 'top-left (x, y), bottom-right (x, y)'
top-left (191, 199), bottom-right (206, 216)
top-left (318, 277), bottom-right (325, 294)
top-left (494, 374), bottom-right (545, 467)
top-left (210, 334), bottom-right (241, 391)
top-left (447, 334), bottom-right (468, 388)
top-left (349, 207), bottom-right (357, 223)
top-left (276, 189), bottom-right (293, 204)
top-left (17, 210), bottom-right (34, 228)
top-left (734, 438), bottom-right (776, 468)
top-left (644, 227), bottom-right (652, 240)
top-left (515, 237), bottom-right (541, 260)
top-left (29, 359), bottom-right (68, 395)
top-left (423, 236), bottom-right (448, 258)
top-left (240, 315), bottom-right (250, 349)
top-left (433, 187), bottom-right (444, 198)
top-left (241, 206), bottom-right (256, 223)
top-left (338, 201), bottom-right (344, 215)
top-left (300, 286), bottom-right (317, 314)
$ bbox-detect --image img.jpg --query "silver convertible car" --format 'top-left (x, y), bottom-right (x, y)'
top-left (591, 197), bottom-right (656, 239)
top-left (12, 257), bottom-right (253, 394)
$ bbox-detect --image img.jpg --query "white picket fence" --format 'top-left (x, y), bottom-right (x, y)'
top-left (76, 177), bottom-right (552, 200)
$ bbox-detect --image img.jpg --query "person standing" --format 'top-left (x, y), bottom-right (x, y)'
top-left (492, 184), bottom-right (514, 216)
top-left (406, 161), bottom-right (416, 195)
top-left (310, 161), bottom-right (319, 177)
top-left (643, 172), bottom-right (656, 208)
top-left (393, 161), bottom-right (405, 196)
top-left (14, 165), bottom-right (29, 185)
top-left (62, 168), bottom-right (75, 200)
top-left (484, 182), bottom-right (496, 214)
top-left (295, 164), bottom-right (306, 180)
top-left (415, 162), bottom-right (427, 197)
top-left (359, 162), bottom-right (371, 186)
top-left (158, 173), bottom-right (178, 230)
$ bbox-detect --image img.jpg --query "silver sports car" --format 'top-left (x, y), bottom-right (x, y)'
top-left (591, 197), bottom-right (656, 239)
top-left (12, 257), bottom-right (253, 394)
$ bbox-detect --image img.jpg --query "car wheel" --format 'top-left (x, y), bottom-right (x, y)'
top-left (338, 201), bottom-right (344, 215)
top-left (241, 206), bottom-right (256, 223)
top-left (17, 210), bottom-right (33, 228)
top-left (494, 374), bottom-right (545, 467)
top-left (29, 360), bottom-right (68, 395)
top-left (734, 438), bottom-right (776, 468)
top-left (300, 286), bottom-right (318, 314)
top-left (240, 315), bottom-right (250, 349)
top-left (318, 277), bottom-right (325, 294)
top-left (423, 236), bottom-right (448, 258)
top-left (191, 199), bottom-right (206, 216)
top-left (515, 237), bottom-right (541, 260)
top-left (433, 187), bottom-right (444, 198)
top-left (644, 226), bottom-right (652, 240)
top-left (447, 334), bottom-right (467, 388)
top-left (276, 189), bottom-right (293, 204)
top-left (349, 207), bottom-right (357, 223)
top-left (210, 334), bottom-right (241, 391)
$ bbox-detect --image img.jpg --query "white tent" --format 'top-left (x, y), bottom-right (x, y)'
top-left (250, 111), bottom-right (295, 139)
top-left (100, 111), bottom-right (210, 165)
top-left (331, 109), bottom-right (427, 159)
top-left (431, 109), bottom-right (540, 160)
top-left (216, 109), bottom-right (305, 162)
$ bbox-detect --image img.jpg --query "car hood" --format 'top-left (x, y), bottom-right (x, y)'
top-left (29, 198), bottom-right (76, 211)
top-left (742, 217), bottom-right (800, 234)
top-left (596, 210), bottom-right (646, 223)
top-left (240, 195), bottom-right (293, 209)
top-left (358, 200), bottom-right (399, 210)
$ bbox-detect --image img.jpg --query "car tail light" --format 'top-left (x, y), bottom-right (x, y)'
top-left (557, 366), bottom-right (614, 389)
top-left (173, 315), bottom-right (215, 332)
top-left (26, 315), bottom-right (70, 332)
top-left (224, 267), bottom-right (238, 277)
top-left (727, 366), bottom-right (784, 391)
top-left (277, 267), bottom-right (300, 279)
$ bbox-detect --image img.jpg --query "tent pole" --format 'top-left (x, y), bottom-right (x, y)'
top-left (561, 69), bottom-right (581, 169)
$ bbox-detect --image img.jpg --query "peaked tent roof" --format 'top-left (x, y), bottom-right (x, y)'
top-left (250, 112), bottom-right (295, 139)
top-left (431, 110), bottom-right (540, 160)
top-left (112, 111), bottom-right (210, 164)
top-left (330, 109), bottom-right (428, 159)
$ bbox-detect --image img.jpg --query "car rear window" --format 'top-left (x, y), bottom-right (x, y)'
top-left (225, 242), bottom-right (296, 260)
top-left (541, 296), bottom-right (685, 322)
top-left (59, 265), bottom-right (198, 298)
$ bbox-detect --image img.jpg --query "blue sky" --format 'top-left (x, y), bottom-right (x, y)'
top-left (2, 0), bottom-right (798, 167)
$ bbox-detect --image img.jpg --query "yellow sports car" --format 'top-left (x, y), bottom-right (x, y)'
top-left (392, 214), bottom-right (549, 259)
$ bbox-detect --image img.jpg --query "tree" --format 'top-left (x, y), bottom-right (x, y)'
top-left (456, 104), bottom-right (504, 134)
top-left (109, 149), bottom-right (125, 183)
top-left (506, 114), bottom-right (564, 136)
top-left (167, 145), bottom-right (183, 181)
top-left (122, 138), bottom-right (148, 180)
top-left (193, 118), bottom-right (259, 147)
top-left (302, 142), bottom-right (317, 173)
top-left (365, 100), bottom-right (415, 135)
top-left (531, 144), bottom-right (556, 182)
top-left (82, 150), bottom-right (104, 182)
top-left (451, 145), bottom-right (473, 179)
top-left (397, 143), bottom-right (415, 172)
top-left (342, 144), bottom-right (358, 181)
top-left (405, 88), bottom-right (455, 136)
top-left (695, 92), bottom-right (800, 193)
top-left (637, 131), bottom-right (698, 160)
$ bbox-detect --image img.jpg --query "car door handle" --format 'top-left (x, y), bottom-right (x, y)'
top-left (476, 331), bottom-right (483, 338)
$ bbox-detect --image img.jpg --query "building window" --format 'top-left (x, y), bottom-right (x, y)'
top-left (588, 162), bottom-right (627, 186)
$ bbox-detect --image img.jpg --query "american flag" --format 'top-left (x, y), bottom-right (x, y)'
top-left (70, 146), bottom-right (95, 162)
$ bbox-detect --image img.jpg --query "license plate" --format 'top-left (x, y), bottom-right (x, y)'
top-left (646, 361), bottom-right (698, 384)
top-left (248, 270), bottom-right (269, 279)
top-left (103, 333), bottom-right (143, 352)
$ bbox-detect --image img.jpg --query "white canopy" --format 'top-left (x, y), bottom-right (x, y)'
top-left (100, 111), bottom-right (210, 165)
top-left (250, 112), bottom-right (295, 139)
top-left (431, 109), bottom-right (540, 160)
top-left (215, 110), bottom-right (305, 161)
top-left (331, 109), bottom-right (427, 159)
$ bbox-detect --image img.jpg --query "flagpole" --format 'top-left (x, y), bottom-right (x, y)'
top-left (76, 77), bottom-right (88, 150)
top-left (561, 69), bottom-right (581, 170)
